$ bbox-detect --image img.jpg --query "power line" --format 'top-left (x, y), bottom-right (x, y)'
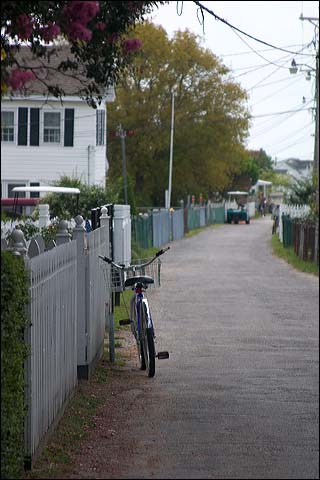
top-left (251, 106), bottom-right (313, 118)
top-left (192, 0), bottom-right (313, 56)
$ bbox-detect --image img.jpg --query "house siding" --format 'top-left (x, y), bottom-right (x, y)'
top-left (1, 98), bottom-right (108, 197)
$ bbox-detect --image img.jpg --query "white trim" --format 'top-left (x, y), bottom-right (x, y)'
top-left (41, 109), bottom-right (62, 146)
top-left (12, 186), bottom-right (80, 194)
top-left (1, 109), bottom-right (16, 144)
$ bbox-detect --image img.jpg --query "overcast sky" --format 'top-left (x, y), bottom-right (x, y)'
top-left (147, 1), bottom-right (318, 164)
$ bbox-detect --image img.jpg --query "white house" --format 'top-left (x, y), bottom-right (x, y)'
top-left (1, 46), bottom-right (115, 214)
top-left (273, 158), bottom-right (314, 182)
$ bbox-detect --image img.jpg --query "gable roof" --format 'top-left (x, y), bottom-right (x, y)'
top-left (7, 45), bottom-right (115, 101)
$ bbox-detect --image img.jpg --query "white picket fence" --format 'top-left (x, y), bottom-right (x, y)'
top-left (24, 241), bottom-right (78, 459)
top-left (3, 211), bottom-right (111, 465)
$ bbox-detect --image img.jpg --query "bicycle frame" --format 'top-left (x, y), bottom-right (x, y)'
top-left (131, 287), bottom-right (153, 339)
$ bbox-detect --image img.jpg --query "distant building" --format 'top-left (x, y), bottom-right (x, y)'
top-left (273, 158), bottom-right (313, 182)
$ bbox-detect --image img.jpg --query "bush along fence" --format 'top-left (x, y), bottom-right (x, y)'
top-left (131, 203), bottom-right (225, 250)
top-left (1, 208), bottom-right (112, 471)
top-left (1, 251), bottom-right (30, 480)
top-left (277, 204), bottom-right (318, 264)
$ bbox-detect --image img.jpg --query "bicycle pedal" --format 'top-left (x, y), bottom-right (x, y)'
top-left (119, 319), bottom-right (131, 326)
top-left (157, 351), bottom-right (169, 360)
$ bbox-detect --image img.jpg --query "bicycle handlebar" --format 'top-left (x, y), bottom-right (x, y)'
top-left (99, 246), bottom-right (170, 271)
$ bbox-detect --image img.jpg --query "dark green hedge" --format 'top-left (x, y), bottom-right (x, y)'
top-left (1, 252), bottom-right (30, 479)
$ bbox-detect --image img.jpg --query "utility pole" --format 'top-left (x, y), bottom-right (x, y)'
top-left (167, 90), bottom-right (175, 209)
top-left (299, 13), bottom-right (319, 264)
top-left (118, 124), bottom-right (128, 205)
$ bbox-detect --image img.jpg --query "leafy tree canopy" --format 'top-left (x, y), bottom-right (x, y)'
top-left (107, 22), bottom-right (250, 206)
top-left (288, 175), bottom-right (316, 207)
top-left (1, 1), bottom-right (166, 106)
top-left (248, 148), bottom-right (273, 174)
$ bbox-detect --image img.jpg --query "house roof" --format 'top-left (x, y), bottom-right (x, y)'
top-left (7, 45), bottom-right (115, 101)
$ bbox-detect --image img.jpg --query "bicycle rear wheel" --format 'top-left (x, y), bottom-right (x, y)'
top-left (141, 303), bottom-right (156, 377)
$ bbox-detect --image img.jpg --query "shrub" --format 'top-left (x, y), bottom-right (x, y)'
top-left (1, 252), bottom-right (30, 479)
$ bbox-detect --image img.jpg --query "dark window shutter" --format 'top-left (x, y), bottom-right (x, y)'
top-left (18, 108), bottom-right (28, 145)
top-left (30, 108), bottom-right (40, 146)
top-left (64, 109), bottom-right (74, 147)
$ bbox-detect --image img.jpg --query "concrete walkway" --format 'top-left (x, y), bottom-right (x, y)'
top-left (72, 216), bottom-right (319, 479)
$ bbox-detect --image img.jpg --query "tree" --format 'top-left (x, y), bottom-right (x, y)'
top-left (288, 176), bottom-right (316, 207)
top-left (107, 22), bottom-right (250, 206)
top-left (248, 148), bottom-right (273, 175)
top-left (1, 1), bottom-right (166, 107)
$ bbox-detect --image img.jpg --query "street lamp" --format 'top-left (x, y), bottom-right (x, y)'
top-left (289, 59), bottom-right (314, 80)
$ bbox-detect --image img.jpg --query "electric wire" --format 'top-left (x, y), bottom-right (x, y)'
top-left (192, 0), bottom-right (315, 56)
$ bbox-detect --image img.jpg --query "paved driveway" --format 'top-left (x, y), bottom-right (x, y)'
top-left (71, 217), bottom-right (319, 479)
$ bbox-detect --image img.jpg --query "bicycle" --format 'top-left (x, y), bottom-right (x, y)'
top-left (99, 247), bottom-right (170, 377)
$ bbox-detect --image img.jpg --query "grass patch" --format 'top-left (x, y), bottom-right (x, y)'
top-left (271, 235), bottom-right (319, 276)
top-left (113, 289), bottom-right (133, 329)
top-left (24, 382), bottom-right (105, 478)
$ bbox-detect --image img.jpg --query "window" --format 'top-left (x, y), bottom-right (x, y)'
top-left (43, 112), bottom-right (61, 143)
top-left (30, 182), bottom-right (40, 198)
top-left (1, 111), bottom-right (14, 142)
top-left (96, 110), bottom-right (105, 146)
top-left (8, 183), bottom-right (26, 198)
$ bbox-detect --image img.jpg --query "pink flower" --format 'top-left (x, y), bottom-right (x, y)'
top-left (122, 38), bottom-right (142, 54)
top-left (67, 22), bottom-right (92, 41)
top-left (63, 1), bottom-right (100, 25)
top-left (63, 1), bottom-right (100, 42)
top-left (39, 22), bottom-right (61, 43)
top-left (95, 21), bottom-right (106, 31)
top-left (15, 14), bottom-right (34, 40)
top-left (107, 32), bottom-right (119, 44)
top-left (8, 68), bottom-right (35, 90)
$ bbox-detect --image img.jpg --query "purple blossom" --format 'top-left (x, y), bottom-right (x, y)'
top-left (40, 22), bottom-right (61, 43)
top-left (15, 14), bottom-right (34, 40)
top-left (8, 68), bottom-right (35, 90)
top-left (95, 21), bottom-right (106, 31)
top-left (122, 38), bottom-right (142, 54)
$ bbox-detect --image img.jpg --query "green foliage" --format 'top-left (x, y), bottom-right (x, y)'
top-left (288, 176), bottom-right (316, 207)
top-left (10, 220), bottom-right (39, 241)
top-left (271, 235), bottom-right (318, 276)
top-left (40, 175), bottom-right (120, 220)
top-left (1, 252), bottom-right (30, 479)
top-left (248, 148), bottom-right (273, 175)
top-left (107, 22), bottom-right (250, 206)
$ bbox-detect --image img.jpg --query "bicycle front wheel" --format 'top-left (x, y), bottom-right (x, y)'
top-left (141, 303), bottom-right (156, 377)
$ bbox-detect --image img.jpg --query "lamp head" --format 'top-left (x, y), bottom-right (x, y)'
top-left (289, 59), bottom-right (298, 74)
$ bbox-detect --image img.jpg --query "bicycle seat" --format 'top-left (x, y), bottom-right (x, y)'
top-left (124, 275), bottom-right (154, 287)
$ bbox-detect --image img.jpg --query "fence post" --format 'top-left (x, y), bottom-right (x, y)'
top-left (9, 228), bottom-right (28, 257)
top-left (38, 204), bottom-right (50, 228)
top-left (72, 215), bottom-right (89, 378)
top-left (99, 207), bottom-right (115, 364)
top-left (56, 220), bottom-right (71, 245)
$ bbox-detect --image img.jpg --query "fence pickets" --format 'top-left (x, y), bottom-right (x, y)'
top-left (131, 204), bottom-right (225, 249)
